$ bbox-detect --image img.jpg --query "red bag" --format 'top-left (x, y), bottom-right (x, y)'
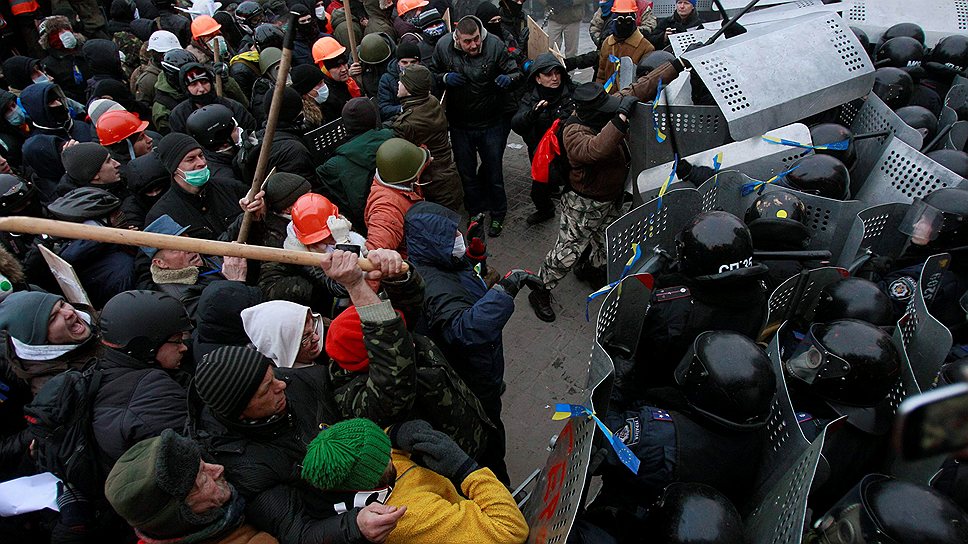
top-left (530, 118), bottom-right (562, 184)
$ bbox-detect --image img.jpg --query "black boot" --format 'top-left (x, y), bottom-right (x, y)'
top-left (526, 208), bottom-right (555, 226)
top-left (528, 288), bottom-right (556, 322)
top-left (575, 262), bottom-right (608, 290)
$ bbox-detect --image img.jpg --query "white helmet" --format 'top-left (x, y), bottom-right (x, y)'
top-left (147, 30), bottom-right (181, 53)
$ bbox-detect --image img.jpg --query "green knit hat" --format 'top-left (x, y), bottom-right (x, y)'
top-left (302, 419), bottom-right (392, 491)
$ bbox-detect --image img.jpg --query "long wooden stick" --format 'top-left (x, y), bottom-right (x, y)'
top-left (236, 10), bottom-right (299, 244)
top-left (0, 217), bottom-right (404, 272)
top-left (213, 39), bottom-right (224, 98)
top-left (343, 0), bottom-right (360, 63)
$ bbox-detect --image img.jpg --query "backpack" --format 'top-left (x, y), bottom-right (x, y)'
top-left (23, 366), bottom-right (105, 499)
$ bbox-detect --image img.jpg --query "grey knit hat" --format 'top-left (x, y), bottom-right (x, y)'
top-left (196, 346), bottom-right (272, 420)
top-left (157, 133), bottom-right (202, 174)
top-left (264, 172), bottom-right (311, 213)
top-left (61, 143), bottom-right (110, 184)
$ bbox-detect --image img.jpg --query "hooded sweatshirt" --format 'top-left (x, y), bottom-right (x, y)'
top-left (19, 82), bottom-right (96, 142)
top-left (193, 280), bottom-right (264, 364)
top-left (241, 300), bottom-right (324, 369)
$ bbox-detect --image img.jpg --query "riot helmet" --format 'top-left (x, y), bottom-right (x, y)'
top-left (880, 23), bottom-right (926, 46)
top-left (675, 211), bottom-right (765, 281)
top-left (99, 290), bottom-right (191, 361)
top-left (235, 1), bottom-right (265, 33)
top-left (646, 483), bottom-right (745, 544)
top-left (926, 149), bottom-right (968, 180)
top-left (814, 277), bottom-right (894, 328)
top-left (637, 50), bottom-right (676, 77)
top-left (850, 26), bottom-right (871, 55)
top-left (375, 138), bottom-right (431, 191)
top-left (899, 187), bottom-right (968, 249)
top-left (186, 104), bottom-right (237, 150)
top-left (812, 474), bottom-right (968, 544)
top-left (674, 331), bottom-right (776, 429)
top-left (161, 48), bottom-right (196, 83)
top-left (253, 23), bottom-right (283, 51)
top-left (872, 67), bottom-right (914, 110)
top-left (809, 123), bottom-right (857, 169)
top-left (925, 35), bottom-right (968, 75)
top-left (779, 154), bottom-right (851, 200)
top-left (744, 190), bottom-right (810, 249)
top-left (874, 37), bottom-right (924, 69)
top-left (934, 358), bottom-right (968, 387)
top-left (47, 187), bottom-right (120, 223)
top-left (895, 105), bottom-right (938, 142)
top-left (0, 174), bottom-right (36, 215)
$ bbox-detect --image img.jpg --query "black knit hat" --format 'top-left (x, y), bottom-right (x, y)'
top-left (342, 97), bottom-right (379, 136)
top-left (61, 142), bottom-right (110, 184)
top-left (290, 64), bottom-right (325, 95)
top-left (195, 346), bottom-right (272, 420)
top-left (157, 133), bottom-right (202, 174)
top-left (264, 171), bottom-right (311, 212)
top-left (265, 87), bottom-right (305, 124)
top-left (2, 56), bottom-right (40, 91)
top-left (396, 42), bottom-right (420, 61)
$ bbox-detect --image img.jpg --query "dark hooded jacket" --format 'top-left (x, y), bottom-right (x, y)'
top-left (511, 53), bottom-right (577, 152)
top-left (20, 135), bottom-right (68, 204)
top-left (0, 332), bottom-right (34, 481)
top-left (377, 58), bottom-right (404, 121)
top-left (2, 56), bottom-right (41, 93)
top-left (82, 39), bottom-right (125, 100)
top-left (19, 82), bottom-right (97, 142)
top-left (429, 16), bottom-right (522, 129)
top-left (168, 63), bottom-right (258, 135)
top-left (145, 177), bottom-right (248, 240)
top-left (404, 202), bottom-right (514, 397)
top-left (244, 90), bottom-right (318, 188)
top-left (123, 151), bottom-right (170, 228)
top-left (41, 42), bottom-right (90, 102)
top-left (316, 128), bottom-right (395, 231)
top-left (193, 280), bottom-right (264, 364)
top-left (0, 90), bottom-right (27, 167)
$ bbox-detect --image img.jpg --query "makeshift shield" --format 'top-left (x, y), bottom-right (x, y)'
top-left (842, 0), bottom-right (968, 48)
top-left (303, 117), bottom-right (348, 164)
top-left (681, 13), bottom-right (875, 140)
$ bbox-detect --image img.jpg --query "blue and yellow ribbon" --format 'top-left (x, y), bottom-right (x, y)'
top-left (761, 135), bottom-right (850, 151)
top-left (740, 165), bottom-right (801, 196)
top-left (711, 151), bottom-right (724, 187)
top-left (656, 153), bottom-right (679, 211)
top-left (552, 403), bottom-right (641, 474)
top-left (652, 79), bottom-right (667, 143)
top-left (603, 55), bottom-right (622, 93)
top-left (584, 243), bottom-right (643, 321)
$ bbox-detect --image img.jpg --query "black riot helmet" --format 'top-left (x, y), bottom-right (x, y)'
top-left (934, 358), bottom-right (968, 387)
top-left (778, 154), bottom-right (851, 200)
top-left (872, 67), bottom-right (914, 110)
top-left (925, 35), bottom-right (968, 76)
top-left (927, 149), bottom-right (968, 180)
top-left (850, 26), bottom-right (871, 55)
top-left (874, 37), bottom-right (924, 69)
top-left (186, 104), bottom-right (237, 150)
top-left (253, 23), bottom-right (283, 51)
top-left (647, 483), bottom-right (745, 544)
top-left (744, 190), bottom-right (810, 249)
top-left (161, 48), bottom-right (196, 83)
top-left (880, 23), bottom-right (926, 46)
top-left (814, 277), bottom-right (894, 328)
top-left (675, 211), bottom-right (765, 281)
top-left (637, 50), bottom-right (676, 77)
top-left (235, 1), bottom-right (265, 29)
top-left (813, 474), bottom-right (968, 544)
top-left (785, 319), bottom-right (900, 417)
top-left (810, 123), bottom-right (857, 169)
top-left (675, 331), bottom-right (776, 429)
top-left (99, 290), bottom-right (191, 361)
top-left (899, 187), bottom-right (968, 250)
top-left (47, 187), bottom-right (120, 222)
top-left (895, 105), bottom-right (938, 142)
top-left (0, 174), bottom-right (36, 216)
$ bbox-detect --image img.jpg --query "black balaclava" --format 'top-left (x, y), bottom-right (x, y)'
top-left (614, 13), bottom-right (636, 41)
top-left (476, 2), bottom-right (502, 37)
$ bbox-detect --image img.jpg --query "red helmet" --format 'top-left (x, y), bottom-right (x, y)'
top-left (292, 193), bottom-right (340, 245)
top-left (191, 15), bottom-right (221, 40)
top-left (397, 0), bottom-right (428, 15)
top-left (96, 110), bottom-right (149, 146)
top-left (312, 36), bottom-right (346, 64)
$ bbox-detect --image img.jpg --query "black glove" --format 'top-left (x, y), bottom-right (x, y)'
top-left (407, 428), bottom-right (479, 487)
top-left (389, 419), bottom-right (433, 450)
top-left (497, 269), bottom-right (543, 298)
top-left (616, 96), bottom-right (638, 118)
top-left (212, 62), bottom-right (229, 78)
top-left (675, 158), bottom-right (693, 179)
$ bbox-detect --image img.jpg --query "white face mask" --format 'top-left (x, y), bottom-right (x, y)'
top-left (452, 233), bottom-right (466, 258)
top-left (315, 6), bottom-right (326, 18)
top-left (59, 31), bottom-right (78, 49)
top-left (313, 83), bottom-right (330, 104)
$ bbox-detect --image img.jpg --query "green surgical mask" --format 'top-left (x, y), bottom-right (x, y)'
top-left (179, 166), bottom-right (211, 187)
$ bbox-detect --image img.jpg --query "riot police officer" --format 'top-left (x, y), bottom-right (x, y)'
top-left (645, 483), bottom-right (745, 544)
top-left (745, 190), bottom-right (820, 290)
top-left (813, 277), bottom-right (895, 329)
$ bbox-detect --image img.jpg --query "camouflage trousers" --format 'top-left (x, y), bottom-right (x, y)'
top-left (538, 191), bottom-right (622, 290)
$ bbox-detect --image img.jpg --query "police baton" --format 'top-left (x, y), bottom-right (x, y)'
top-left (701, 0), bottom-right (760, 47)
top-left (753, 250), bottom-right (832, 261)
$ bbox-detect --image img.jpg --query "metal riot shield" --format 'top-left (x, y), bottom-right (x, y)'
top-left (634, 123), bottom-right (812, 200)
top-left (842, 0), bottom-right (968, 48)
top-left (834, 203), bottom-right (911, 269)
top-left (702, 0), bottom-right (850, 31)
top-left (758, 267), bottom-right (850, 343)
top-left (838, 94), bottom-right (925, 195)
top-left (627, 101), bottom-right (730, 179)
top-left (605, 188), bottom-right (703, 283)
top-left (592, 274), bottom-right (654, 412)
top-left (652, 0), bottom-right (713, 18)
top-left (853, 137), bottom-right (968, 207)
top-left (303, 117), bottom-right (348, 163)
top-left (681, 13), bottom-right (875, 141)
top-left (896, 253), bottom-right (955, 391)
top-left (943, 122), bottom-right (968, 152)
top-left (669, 29), bottom-right (720, 57)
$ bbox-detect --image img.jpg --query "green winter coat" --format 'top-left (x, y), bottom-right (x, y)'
top-left (392, 94), bottom-right (464, 212)
top-left (315, 128), bottom-right (394, 234)
top-left (151, 72), bottom-right (185, 134)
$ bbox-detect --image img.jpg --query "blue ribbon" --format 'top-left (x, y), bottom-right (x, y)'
top-left (740, 165), bottom-right (801, 196)
top-left (657, 153), bottom-right (678, 211)
top-left (711, 152), bottom-right (724, 187)
top-left (553, 403), bottom-right (640, 474)
top-left (761, 135), bottom-right (850, 151)
top-left (584, 243), bottom-right (643, 321)
top-left (652, 79), bottom-right (666, 143)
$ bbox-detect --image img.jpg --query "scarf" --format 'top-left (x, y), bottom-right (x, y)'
top-left (150, 264), bottom-right (200, 285)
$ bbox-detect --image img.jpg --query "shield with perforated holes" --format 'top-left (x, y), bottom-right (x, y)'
top-left (842, 0), bottom-right (968, 48)
top-left (303, 117), bottom-right (348, 164)
top-left (852, 137), bottom-right (968, 207)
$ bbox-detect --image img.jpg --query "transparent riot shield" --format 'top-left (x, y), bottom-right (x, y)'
top-left (835, 203), bottom-right (912, 269)
top-left (896, 253), bottom-right (955, 391)
top-left (303, 117), bottom-right (348, 164)
top-left (842, 0), bottom-right (968, 47)
top-left (758, 267), bottom-right (849, 343)
top-left (853, 137), bottom-right (968, 207)
top-left (604, 188), bottom-right (703, 283)
top-left (681, 12), bottom-right (875, 140)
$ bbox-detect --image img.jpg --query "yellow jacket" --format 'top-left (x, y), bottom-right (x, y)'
top-left (386, 451), bottom-right (529, 544)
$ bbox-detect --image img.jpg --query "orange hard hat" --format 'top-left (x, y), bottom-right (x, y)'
top-left (613, 0), bottom-right (637, 13)
top-left (292, 193), bottom-right (340, 245)
top-left (397, 0), bottom-right (428, 15)
top-left (312, 37), bottom-right (347, 64)
top-left (191, 15), bottom-right (222, 40)
top-left (96, 110), bottom-right (149, 146)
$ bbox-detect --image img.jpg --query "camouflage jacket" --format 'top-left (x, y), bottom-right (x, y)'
top-left (329, 300), bottom-right (494, 461)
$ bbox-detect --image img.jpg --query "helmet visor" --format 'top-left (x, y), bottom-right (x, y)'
top-left (814, 475), bottom-right (898, 544)
top-left (899, 199), bottom-right (963, 245)
top-left (785, 324), bottom-right (852, 385)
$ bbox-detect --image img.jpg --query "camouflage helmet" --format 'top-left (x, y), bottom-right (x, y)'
top-left (376, 138), bottom-right (431, 189)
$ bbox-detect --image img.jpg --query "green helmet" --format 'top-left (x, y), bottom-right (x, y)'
top-left (258, 47), bottom-right (283, 75)
top-left (376, 138), bottom-right (431, 188)
top-left (359, 33), bottom-right (393, 65)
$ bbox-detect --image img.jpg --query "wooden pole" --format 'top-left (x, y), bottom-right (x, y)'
top-left (343, 0), bottom-right (360, 63)
top-left (0, 217), bottom-right (403, 272)
top-left (213, 38), bottom-right (224, 98)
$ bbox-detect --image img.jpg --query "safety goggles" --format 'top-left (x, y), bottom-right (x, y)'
top-left (785, 323), bottom-right (851, 385)
top-left (323, 54), bottom-right (349, 70)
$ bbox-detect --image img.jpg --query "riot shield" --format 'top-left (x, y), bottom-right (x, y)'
top-left (303, 117), bottom-right (348, 164)
top-left (896, 253), bottom-right (955, 391)
top-left (634, 123), bottom-right (812, 199)
top-left (835, 202), bottom-right (911, 269)
top-left (758, 267), bottom-right (849, 343)
top-left (702, 0), bottom-right (850, 31)
top-left (853, 137), bottom-right (968, 207)
top-left (652, 0), bottom-right (713, 18)
top-left (604, 188), bottom-right (703, 283)
top-left (681, 13), bottom-right (875, 140)
top-left (942, 122), bottom-right (968, 152)
top-left (842, 0), bottom-right (968, 47)
top-left (669, 29), bottom-right (720, 57)
top-left (838, 94), bottom-right (924, 194)
top-left (627, 101), bottom-right (730, 181)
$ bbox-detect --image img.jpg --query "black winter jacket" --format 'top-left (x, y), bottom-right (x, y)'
top-left (243, 128), bottom-right (318, 188)
top-left (145, 177), bottom-right (247, 240)
top-left (511, 53), bottom-right (576, 153)
top-left (168, 96), bottom-right (257, 136)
